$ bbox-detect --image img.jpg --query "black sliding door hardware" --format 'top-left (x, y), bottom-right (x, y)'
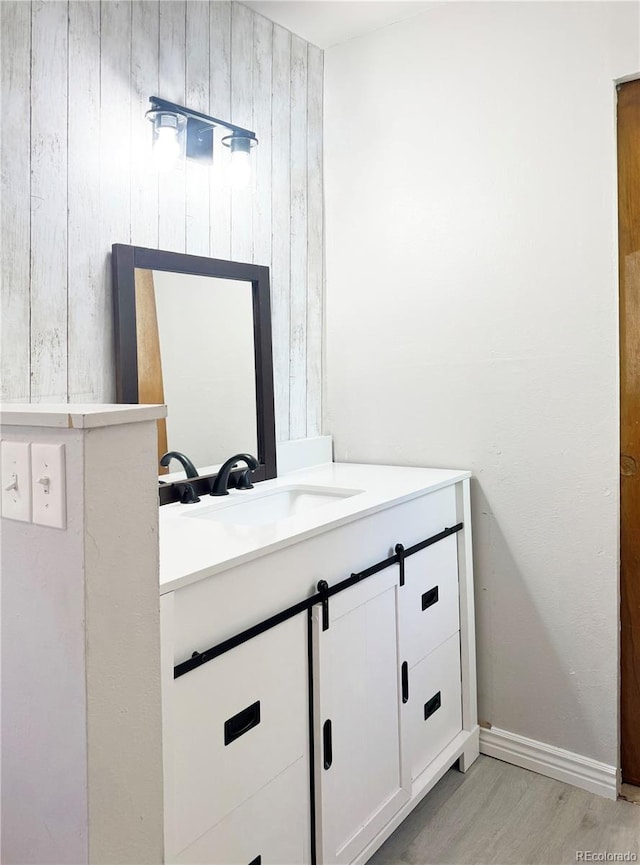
top-left (317, 580), bottom-right (330, 631)
top-left (173, 522), bottom-right (463, 679)
top-left (396, 543), bottom-right (406, 586)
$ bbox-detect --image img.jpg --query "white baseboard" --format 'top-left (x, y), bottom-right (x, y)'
top-left (480, 727), bottom-right (617, 800)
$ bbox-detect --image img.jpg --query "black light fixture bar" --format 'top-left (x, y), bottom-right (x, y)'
top-left (148, 96), bottom-right (258, 142)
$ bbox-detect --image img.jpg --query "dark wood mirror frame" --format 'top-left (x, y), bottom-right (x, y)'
top-left (112, 244), bottom-right (277, 505)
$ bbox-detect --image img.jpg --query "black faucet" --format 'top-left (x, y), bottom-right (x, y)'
top-left (160, 450), bottom-right (199, 479)
top-left (210, 453), bottom-right (259, 496)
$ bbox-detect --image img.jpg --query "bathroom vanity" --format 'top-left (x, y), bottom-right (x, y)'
top-left (159, 461), bottom-right (478, 865)
top-left (111, 245), bottom-right (478, 863)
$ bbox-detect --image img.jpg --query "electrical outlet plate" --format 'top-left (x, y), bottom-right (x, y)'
top-left (31, 443), bottom-right (66, 529)
top-left (1, 441), bottom-right (32, 522)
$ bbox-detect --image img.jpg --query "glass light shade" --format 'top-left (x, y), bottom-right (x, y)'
top-left (153, 127), bottom-right (181, 171)
top-left (223, 133), bottom-right (256, 190)
top-left (148, 111), bottom-right (187, 172)
top-left (230, 149), bottom-right (251, 190)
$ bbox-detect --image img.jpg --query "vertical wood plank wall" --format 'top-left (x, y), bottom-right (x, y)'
top-left (0, 0), bottom-right (324, 442)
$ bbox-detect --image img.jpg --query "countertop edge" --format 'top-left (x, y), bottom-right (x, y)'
top-left (0, 403), bottom-right (167, 428)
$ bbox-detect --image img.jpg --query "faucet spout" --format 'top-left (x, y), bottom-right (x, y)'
top-left (210, 453), bottom-right (259, 496)
top-left (159, 450), bottom-right (199, 479)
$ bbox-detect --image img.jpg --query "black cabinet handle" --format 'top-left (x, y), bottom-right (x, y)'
top-left (323, 719), bottom-right (333, 769)
top-left (401, 661), bottom-right (409, 703)
top-left (424, 691), bottom-right (442, 721)
top-left (224, 700), bottom-right (261, 746)
top-left (395, 543), bottom-right (406, 586)
top-left (422, 586), bottom-right (439, 611)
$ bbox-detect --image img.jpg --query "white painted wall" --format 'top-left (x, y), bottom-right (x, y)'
top-left (324, 1), bottom-right (639, 767)
top-left (0, 0), bottom-right (323, 442)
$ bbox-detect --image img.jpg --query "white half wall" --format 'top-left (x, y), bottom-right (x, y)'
top-left (324, 1), bottom-right (639, 768)
top-left (1, 405), bottom-right (165, 864)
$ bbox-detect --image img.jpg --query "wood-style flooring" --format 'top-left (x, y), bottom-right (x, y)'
top-left (369, 756), bottom-right (640, 865)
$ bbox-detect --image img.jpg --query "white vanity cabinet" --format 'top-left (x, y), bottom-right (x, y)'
top-left (160, 470), bottom-right (478, 865)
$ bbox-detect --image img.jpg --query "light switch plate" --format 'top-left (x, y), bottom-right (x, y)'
top-left (31, 443), bottom-right (66, 529)
top-left (1, 441), bottom-right (32, 522)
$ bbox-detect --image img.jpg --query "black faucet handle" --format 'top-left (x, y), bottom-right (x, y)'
top-left (178, 482), bottom-right (200, 504)
top-left (235, 469), bottom-right (254, 490)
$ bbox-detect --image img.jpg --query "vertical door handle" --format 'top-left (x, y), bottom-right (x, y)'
top-left (323, 719), bottom-right (333, 769)
top-left (401, 661), bottom-right (409, 703)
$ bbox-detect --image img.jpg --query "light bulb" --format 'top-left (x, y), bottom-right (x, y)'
top-left (153, 126), bottom-right (181, 172)
top-left (230, 148), bottom-right (251, 189)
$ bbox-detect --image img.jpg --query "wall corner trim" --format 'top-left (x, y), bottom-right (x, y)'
top-left (479, 727), bottom-right (617, 800)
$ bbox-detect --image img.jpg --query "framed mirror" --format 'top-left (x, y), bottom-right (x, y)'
top-left (112, 244), bottom-right (276, 504)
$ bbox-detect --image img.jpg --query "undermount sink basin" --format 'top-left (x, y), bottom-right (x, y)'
top-left (185, 484), bottom-right (363, 527)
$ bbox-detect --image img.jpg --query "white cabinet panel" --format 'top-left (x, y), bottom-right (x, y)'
top-left (314, 566), bottom-right (410, 865)
top-left (173, 758), bottom-right (310, 865)
top-left (399, 535), bottom-right (460, 669)
top-left (403, 632), bottom-right (462, 783)
top-left (166, 614), bottom-right (308, 858)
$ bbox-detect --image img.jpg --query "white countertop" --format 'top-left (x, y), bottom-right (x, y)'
top-left (159, 462), bottom-right (470, 593)
top-left (0, 403), bottom-right (166, 428)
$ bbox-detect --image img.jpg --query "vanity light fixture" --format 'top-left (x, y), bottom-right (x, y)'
top-left (146, 96), bottom-right (258, 187)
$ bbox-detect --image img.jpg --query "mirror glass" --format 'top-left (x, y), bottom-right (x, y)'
top-left (136, 269), bottom-right (257, 471)
top-left (112, 244), bottom-right (277, 504)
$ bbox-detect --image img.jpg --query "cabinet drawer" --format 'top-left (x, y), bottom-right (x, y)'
top-left (400, 534), bottom-right (459, 668)
top-left (167, 615), bottom-right (308, 857)
top-left (173, 758), bottom-right (310, 865)
top-left (403, 632), bottom-right (462, 782)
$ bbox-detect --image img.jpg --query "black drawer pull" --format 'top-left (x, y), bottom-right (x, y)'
top-left (401, 661), bottom-right (409, 703)
top-left (224, 700), bottom-right (261, 746)
top-left (323, 719), bottom-right (333, 769)
top-left (424, 691), bottom-right (442, 721)
top-left (422, 586), bottom-right (439, 611)
top-left (248, 858), bottom-right (261, 865)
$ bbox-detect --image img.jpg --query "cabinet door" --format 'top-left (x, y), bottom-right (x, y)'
top-left (313, 566), bottom-right (410, 865)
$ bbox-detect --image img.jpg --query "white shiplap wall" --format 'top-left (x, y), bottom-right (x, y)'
top-left (0, 0), bottom-right (323, 442)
